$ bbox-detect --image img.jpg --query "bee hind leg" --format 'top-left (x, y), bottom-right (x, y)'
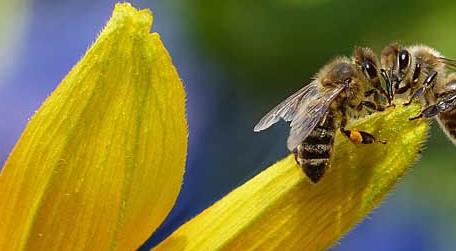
top-left (341, 128), bottom-right (387, 144)
top-left (339, 116), bottom-right (387, 144)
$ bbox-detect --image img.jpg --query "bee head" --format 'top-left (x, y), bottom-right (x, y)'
top-left (353, 46), bottom-right (394, 102)
top-left (380, 42), bottom-right (412, 101)
top-left (353, 47), bottom-right (380, 83)
top-left (382, 43), bottom-right (413, 81)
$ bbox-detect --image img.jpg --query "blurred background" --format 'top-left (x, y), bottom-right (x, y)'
top-left (1, 0), bottom-right (456, 250)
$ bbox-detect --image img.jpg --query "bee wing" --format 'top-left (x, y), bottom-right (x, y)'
top-left (253, 81), bottom-right (320, 132)
top-left (287, 85), bottom-right (345, 151)
top-left (439, 57), bottom-right (456, 70)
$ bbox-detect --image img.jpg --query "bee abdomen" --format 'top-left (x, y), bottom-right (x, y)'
top-left (296, 142), bottom-right (333, 183)
top-left (295, 114), bottom-right (336, 183)
top-left (299, 159), bottom-right (329, 183)
top-left (299, 142), bottom-right (332, 159)
top-left (438, 109), bottom-right (456, 144)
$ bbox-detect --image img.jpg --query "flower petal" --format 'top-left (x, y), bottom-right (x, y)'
top-left (155, 103), bottom-right (427, 251)
top-left (0, 3), bottom-right (187, 250)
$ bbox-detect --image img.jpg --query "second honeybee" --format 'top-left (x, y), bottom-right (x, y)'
top-left (380, 42), bottom-right (456, 144)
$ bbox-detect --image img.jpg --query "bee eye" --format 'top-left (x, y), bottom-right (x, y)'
top-left (362, 61), bottom-right (378, 79)
top-left (398, 49), bottom-right (410, 71)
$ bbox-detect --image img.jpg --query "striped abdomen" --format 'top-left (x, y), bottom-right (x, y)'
top-left (295, 111), bottom-right (336, 183)
top-left (438, 108), bottom-right (456, 145)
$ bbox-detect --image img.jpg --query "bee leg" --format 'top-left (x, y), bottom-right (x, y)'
top-left (410, 91), bottom-right (456, 120)
top-left (397, 63), bottom-right (421, 95)
top-left (375, 93), bottom-right (391, 109)
top-left (342, 129), bottom-right (387, 144)
top-left (356, 100), bottom-right (385, 112)
top-left (395, 84), bottom-right (410, 94)
top-left (393, 74), bottom-right (411, 95)
top-left (404, 71), bottom-right (438, 106)
top-left (292, 147), bottom-right (299, 163)
top-left (365, 87), bottom-right (388, 99)
top-left (364, 89), bottom-right (378, 98)
top-left (409, 105), bottom-right (439, 120)
top-left (403, 87), bottom-right (426, 106)
top-left (410, 63), bottom-right (422, 89)
top-left (392, 76), bottom-right (411, 98)
top-left (364, 89), bottom-right (386, 106)
top-left (339, 116), bottom-right (387, 144)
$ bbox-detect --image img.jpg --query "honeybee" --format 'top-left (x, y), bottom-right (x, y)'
top-left (254, 48), bottom-right (387, 183)
top-left (380, 42), bottom-right (456, 144)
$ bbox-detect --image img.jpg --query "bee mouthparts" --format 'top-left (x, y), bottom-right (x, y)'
top-left (380, 69), bottom-right (394, 105)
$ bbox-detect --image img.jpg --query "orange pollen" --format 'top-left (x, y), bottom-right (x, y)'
top-left (350, 131), bottom-right (363, 144)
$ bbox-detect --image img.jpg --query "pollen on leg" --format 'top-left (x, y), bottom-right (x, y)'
top-left (349, 131), bottom-right (363, 144)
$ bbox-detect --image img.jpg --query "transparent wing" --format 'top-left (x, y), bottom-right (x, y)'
top-left (439, 57), bottom-right (456, 70)
top-left (253, 82), bottom-right (319, 132)
top-left (287, 85), bottom-right (345, 151)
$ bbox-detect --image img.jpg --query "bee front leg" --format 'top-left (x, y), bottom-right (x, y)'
top-left (394, 83), bottom-right (411, 95)
top-left (339, 112), bottom-right (387, 144)
top-left (395, 63), bottom-right (422, 95)
top-left (403, 86), bottom-right (426, 106)
top-left (404, 71), bottom-right (438, 106)
top-left (409, 105), bottom-right (440, 120)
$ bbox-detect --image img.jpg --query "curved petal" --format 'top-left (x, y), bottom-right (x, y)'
top-left (155, 103), bottom-right (428, 251)
top-left (0, 3), bottom-right (187, 250)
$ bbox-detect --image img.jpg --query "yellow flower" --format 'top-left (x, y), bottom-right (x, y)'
top-left (154, 103), bottom-right (428, 251)
top-left (0, 3), bottom-right (187, 250)
top-left (0, 2), bottom-right (429, 251)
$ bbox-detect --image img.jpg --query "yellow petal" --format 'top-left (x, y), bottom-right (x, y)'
top-left (0, 3), bottom-right (187, 250)
top-left (155, 102), bottom-right (427, 251)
